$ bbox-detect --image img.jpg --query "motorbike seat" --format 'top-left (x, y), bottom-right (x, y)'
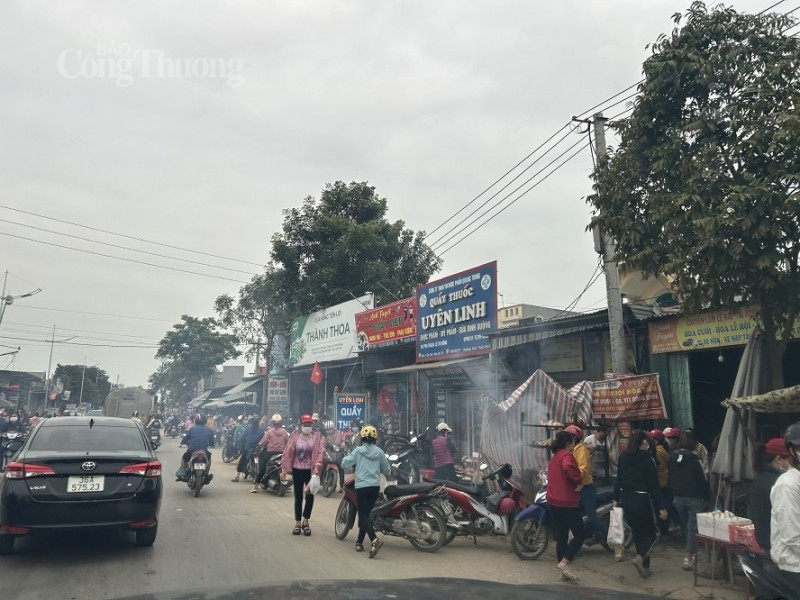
top-left (425, 477), bottom-right (481, 496)
top-left (596, 486), bottom-right (614, 504)
top-left (384, 482), bottom-right (439, 499)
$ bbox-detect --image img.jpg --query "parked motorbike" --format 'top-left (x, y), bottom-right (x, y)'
top-left (0, 431), bottom-right (26, 470)
top-left (259, 453), bottom-right (292, 496)
top-left (740, 552), bottom-right (793, 600)
top-left (509, 469), bottom-right (632, 560)
top-left (320, 442), bottom-right (344, 497)
top-left (379, 431), bottom-right (431, 484)
top-left (334, 476), bottom-right (449, 553)
top-left (182, 449), bottom-right (213, 497)
top-left (428, 463), bottom-right (528, 546)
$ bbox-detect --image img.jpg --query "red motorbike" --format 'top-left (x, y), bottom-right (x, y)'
top-left (334, 477), bottom-right (450, 553)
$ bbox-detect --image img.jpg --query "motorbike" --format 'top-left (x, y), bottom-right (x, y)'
top-left (147, 428), bottom-right (161, 450)
top-left (221, 431), bottom-right (239, 463)
top-left (0, 431), bottom-right (27, 470)
top-left (320, 442), bottom-right (344, 497)
top-left (740, 552), bottom-right (793, 600)
top-left (379, 431), bottom-right (431, 484)
top-left (509, 469), bottom-right (633, 560)
top-left (243, 448), bottom-right (258, 480)
top-left (181, 449), bottom-right (213, 497)
top-left (166, 424), bottom-right (179, 438)
top-left (428, 463), bottom-right (528, 546)
top-left (334, 474), bottom-right (450, 553)
top-left (259, 453), bottom-right (292, 496)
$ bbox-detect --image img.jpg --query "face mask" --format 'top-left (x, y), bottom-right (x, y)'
top-left (10, 417), bottom-right (18, 423)
top-left (352, 427), bottom-right (359, 433)
top-left (301, 426), bottom-right (312, 434)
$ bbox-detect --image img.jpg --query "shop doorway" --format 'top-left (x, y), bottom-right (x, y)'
top-left (688, 346), bottom-right (744, 450)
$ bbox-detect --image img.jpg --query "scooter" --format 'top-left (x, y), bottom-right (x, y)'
top-left (509, 469), bottom-right (633, 560)
top-left (0, 431), bottom-right (26, 470)
top-left (740, 552), bottom-right (797, 600)
top-left (181, 449), bottom-right (213, 497)
top-left (221, 432), bottom-right (239, 463)
top-left (334, 474), bottom-right (450, 553)
top-left (260, 453), bottom-right (292, 496)
top-left (147, 428), bottom-right (161, 450)
top-left (320, 442), bottom-right (344, 497)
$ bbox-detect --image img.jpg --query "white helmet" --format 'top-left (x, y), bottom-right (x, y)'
top-left (437, 422), bottom-right (452, 432)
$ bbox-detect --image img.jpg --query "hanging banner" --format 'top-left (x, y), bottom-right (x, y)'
top-left (416, 261), bottom-right (497, 362)
top-left (335, 393), bottom-right (367, 430)
top-left (355, 297), bottom-right (416, 350)
top-left (267, 375), bottom-right (288, 416)
top-left (289, 295), bottom-right (374, 366)
top-left (591, 373), bottom-right (666, 421)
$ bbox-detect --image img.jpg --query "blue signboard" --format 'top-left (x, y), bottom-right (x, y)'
top-left (335, 393), bottom-right (367, 430)
top-left (415, 261), bottom-right (497, 362)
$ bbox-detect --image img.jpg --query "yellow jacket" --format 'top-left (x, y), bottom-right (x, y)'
top-left (655, 444), bottom-right (669, 488)
top-left (573, 442), bottom-right (593, 485)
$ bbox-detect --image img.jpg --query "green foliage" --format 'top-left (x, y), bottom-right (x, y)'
top-left (52, 364), bottom-right (111, 408)
top-left (269, 181), bottom-right (442, 317)
top-left (589, 2), bottom-right (800, 387)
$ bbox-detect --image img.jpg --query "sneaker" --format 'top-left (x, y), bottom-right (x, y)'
top-left (355, 543), bottom-right (364, 552)
top-left (368, 538), bottom-right (384, 558)
top-left (557, 563), bottom-right (578, 582)
top-left (614, 545), bottom-right (624, 562)
top-left (250, 485), bottom-right (259, 493)
top-left (682, 554), bottom-right (694, 570)
top-left (632, 555), bottom-right (647, 579)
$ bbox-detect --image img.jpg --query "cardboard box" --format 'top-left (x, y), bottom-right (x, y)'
top-left (729, 522), bottom-right (763, 553)
top-left (697, 512), bottom-right (751, 542)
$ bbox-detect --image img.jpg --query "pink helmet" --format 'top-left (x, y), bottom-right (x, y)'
top-left (498, 497), bottom-right (517, 516)
top-left (648, 429), bottom-right (665, 441)
top-left (564, 425), bottom-right (583, 440)
top-left (663, 427), bottom-right (681, 439)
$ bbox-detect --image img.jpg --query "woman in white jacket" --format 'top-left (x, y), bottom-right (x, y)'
top-left (341, 424), bottom-right (391, 558)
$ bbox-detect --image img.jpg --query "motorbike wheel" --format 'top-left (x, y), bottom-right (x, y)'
top-left (222, 446), bottom-right (235, 463)
top-left (334, 498), bottom-right (355, 540)
top-left (406, 502), bottom-right (447, 553)
top-left (510, 518), bottom-right (548, 560)
top-left (321, 469), bottom-right (337, 497)
top-left (192, 472), bottom-right (203, 497)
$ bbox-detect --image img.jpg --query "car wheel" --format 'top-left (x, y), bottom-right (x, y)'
top-left (0, 534), bottom-right (14, 555)
top-left (135, 525), bottom-right (158, 547)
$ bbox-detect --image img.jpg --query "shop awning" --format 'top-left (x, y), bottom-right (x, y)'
top-left (222, 379), bottom-right (263, 401)
top-left (375, 357), bottom-right (485, 375)
top-left (188, 390), bottom-right (212, 408)
top-left (722, 384), bottom-right (800, 413)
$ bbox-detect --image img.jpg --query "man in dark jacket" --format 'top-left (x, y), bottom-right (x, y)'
top-left (179, 416), bottom-right (215, 480)
top-left (668, 431), bottom-right (710, 570)
top-left (748, 437), bottom-right (792, 555)
top-left (232, 416), bottom-right (265, 482)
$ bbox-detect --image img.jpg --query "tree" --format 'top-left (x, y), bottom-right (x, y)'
top-left (589, 2), bottom-right (800, 389)
top-left (215, 267), bottom-right (292, 375)
top-left (269, 181), bottom-right (442, 317)
top-left (148, 361), bottom-right (194, 407)
top-left (153, 315), bottom-right (240, 401)
top-left (52, 364), bottom-right (111, 408)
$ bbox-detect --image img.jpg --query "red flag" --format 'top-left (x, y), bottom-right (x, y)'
top-left (310, 362), bottom-right (323, 385)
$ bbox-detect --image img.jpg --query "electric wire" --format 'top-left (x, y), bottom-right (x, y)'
top-left (0, 230), bottom-right (249, 284)
top-left (11, 305), bottom-right (174, 322)
top-left (0, 334), bottom-right (157, 348)
top-left (0, 204), bottom-right (262, 268)
top-left (4, 321), bottom-right (161, 341)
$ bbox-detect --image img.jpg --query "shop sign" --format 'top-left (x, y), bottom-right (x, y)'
top-left (649, 306), bottom-right (800, 354)
top-left (435, 392), bottom-right (447, 423)
top-left (335, 393), bottom-right (366, 430)
top-left (289, 295), bottom-right (374, 366)
top-left (540, 337), bottom-right (583, 372)
top-left (267, 375), bottom-right (288, 404)
top-left (355, 297), bottom-right (416, 350)
top-left (416, 261), bottom-right (497, 362)
top-left (592, 373), bottom-right (666, 421)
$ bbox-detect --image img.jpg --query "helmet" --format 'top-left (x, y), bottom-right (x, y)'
top-left (237, 415), bottom-right (244, 421)
top-left (360, 425), bottom-right (378, 440)
top-left (498, 463), bottom-right (513, 479)
top-left (564, 425), bottom-right (583, 440)
top-left (784, 422), bottom-right (800, 449)
top-left (663, 427), bottom-right (681, 439)
top-left (436, 422), bottom-right (452, 432)
top-left (300, 414), bottom-right (314, 424)
top-left (498, 497), bottom-right (517, 516)
top-left (311, 412), bottom-right (320, 421)
top-left (648, 429), bottom-right (665, 441)
top-left (249, 415), bottom-right (259, 424)
top-left (270, 414), bottom-right (282, 424)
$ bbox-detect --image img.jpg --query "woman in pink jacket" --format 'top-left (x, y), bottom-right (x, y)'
top-left (281, 414), bottom-right (324, 536)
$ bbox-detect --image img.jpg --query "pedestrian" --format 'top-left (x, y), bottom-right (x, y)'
top-left (770, 424), bottom-right (800, 585)
top-left (584, 427), bottom-right (612, 485)
top-left (281, 414), bottom-right (324, 536)
top-left (668, 430), bottom-right (710, 570)
top-left (749, 437), bottom-right (792, 555)
top-left (431, 422), bottom-right (458, 482)
top-left (613, 429), bottom-right (668, 579)
top-left (684, 427), bottom-right (710, 475)
top-left (663, 427), bottom-right (680, 452)
top-left (232, 416), bottom-right (264, 482)
top-left (547, 430), bottom-right (585, 582)
top-left (648, 429), bottom-right (672, 537)
top-left (251, 414), bottom-right (289, 493)
top-left (566, 425), bottom-right (606, 547)
top-left (340, 424), bottom-right (390, 558)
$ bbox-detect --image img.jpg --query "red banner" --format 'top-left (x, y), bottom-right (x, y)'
top-left (355, 297), bottom-right (416, 350)
top-left (591, 374), bottom-right (666, 421)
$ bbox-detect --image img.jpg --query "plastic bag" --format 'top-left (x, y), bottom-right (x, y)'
top-left (607, 506), bottom-right (624, 546)
top-left (304, 474), bottom-right (321, 496)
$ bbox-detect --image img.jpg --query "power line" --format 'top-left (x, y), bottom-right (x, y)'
top-left (0, 218), bottom-right (257, 276)
top-left (574, 80), bottom-right (645, 121)
top-left (760, 0), bottom-right (789, 13)
top-left (0, 230), bottom-right (249, 284)
top-left (12, 305), bottom-right (174, 322)
top-left (0, 204), bottom-right (263, 268)
top-left (0, 334), bottom-right (157, 348)
top-left (4, 320), bottom-right (161, 340)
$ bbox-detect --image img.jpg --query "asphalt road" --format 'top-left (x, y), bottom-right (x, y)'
top-left (2, 440), bottom-right (738, 600)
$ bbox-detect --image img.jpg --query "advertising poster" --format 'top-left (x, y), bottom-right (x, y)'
top-left (591, 374), bottom-right (666, 421)
top-left (267, 375), bottom-right (288, 416)
top-left (540, 337), bottom-right (583, 372)
top-left (289, 295), bottom-right (374, 366)
top-left (335, 393), bottom-right (366, 430)
top-left (355, 297), bottom-right (416, 350)
top-left (415, 261), bottom-right (497, 362)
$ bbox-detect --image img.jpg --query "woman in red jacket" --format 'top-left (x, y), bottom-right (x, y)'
top-left (547, 429), bottom-right (585, 581)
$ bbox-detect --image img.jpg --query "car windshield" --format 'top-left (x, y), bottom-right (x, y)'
top-left (29, 425), bottom-right (146, 452)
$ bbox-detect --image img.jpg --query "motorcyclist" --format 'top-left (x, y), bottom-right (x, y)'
top-left (5, 412), bottom-right (25, 433)
top-left (431, 422), bottom-right (458, 482)
top-left (769, 422), bottom-right (800, 585)
top-left (178, 415), bottom-right (215, 481)
top-left (232, 415), bottom-right (246, 449)
top-left (251, 414), bottom-right (289, 493)
top-left (232, 416), bottom-right (264, 482)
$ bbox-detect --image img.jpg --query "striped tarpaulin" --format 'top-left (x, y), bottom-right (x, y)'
top-left (481, 369), bottom-right (594, 500)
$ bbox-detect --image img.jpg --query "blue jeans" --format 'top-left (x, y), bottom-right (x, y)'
top-left (580, 483), bottom-right (605, 539)
top-left (674, 496), bottom-right (703, 553)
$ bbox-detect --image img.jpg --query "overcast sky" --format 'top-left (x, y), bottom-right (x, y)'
top-left (0, 0), bottom-right (780, 388)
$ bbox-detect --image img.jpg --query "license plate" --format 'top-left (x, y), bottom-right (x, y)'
top-left (387, 480), bottom-right (398, 486)
top-left (67, 475), bottom-right (105, 493)
top-left (193, 463), bottom-right (206, 470)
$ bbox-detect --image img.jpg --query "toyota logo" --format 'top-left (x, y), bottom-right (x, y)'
top-left (81, 461), bottom-right (97, 471)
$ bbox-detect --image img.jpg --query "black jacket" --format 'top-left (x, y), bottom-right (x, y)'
top-left (613, 449), bottom-right (665, 510)
top-left (668, 450), bottom-right (710, 500)
top-left (748, 466), bottom-right (782, 552)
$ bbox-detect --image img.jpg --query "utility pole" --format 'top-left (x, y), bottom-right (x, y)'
top-left (45, 325), bottom-right (56, 414)
top-left (592, 112), bottom-right (628, 375)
